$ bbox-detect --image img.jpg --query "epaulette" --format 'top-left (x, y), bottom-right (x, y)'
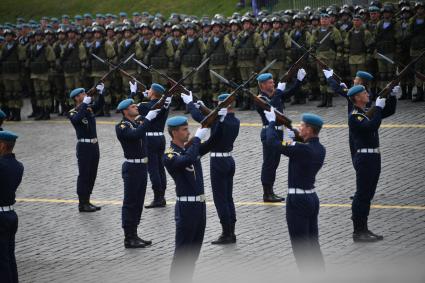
top-left (68, 108), bottom-right (77, 116)
top-left (165, 147), bottom-right (180, 159)
top-left (118, 120), bottom-right (133, 129)
top-left (351, 110), bottom-right (368, 122)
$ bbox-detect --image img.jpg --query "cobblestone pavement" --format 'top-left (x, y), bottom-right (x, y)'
top-left (4, 97), bottom-right (425, 283)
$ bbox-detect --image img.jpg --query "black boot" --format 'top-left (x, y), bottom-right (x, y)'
top-left (326, 93), bottom-right (333, 107)
top-left (317, 93), bottom-right (327, 107)
top-left (407, 84), bottom-right (413, 100)
top-left (124, 228), bottom-right (151, 248)
top-left (28, 101), bottom-right (38, 118)
top-left (13, 108), bottom-right (21, 121)
top-left (399, 84), bottom-right (407, 100)
top-left (104, 103), bottom-right (111, 117)
top-left (211, 223), bottom-right (235, 245)
top-left (78, 197), bottom-right (97, 212)
top-left (230, 222), bottom-right (237, 242)
top-left (412, 87), bottom-right (423, 102)
top-left (352, 218), bottom-right (383, 242)
top-left (34, 108), bottom-right (44, 120)
top-left (263, 185), bottom-right (284, 202)
top-left (145, 195), bottom-right (166, 209)
top-left (242, 96), bottom-right (251, 110)
top-left (43, 107), bottom-right (51, 120)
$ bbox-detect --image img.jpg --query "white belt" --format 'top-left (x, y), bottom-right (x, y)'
top-left (357, 148), bottom-right (380, 154)
top-left (210, 152), bottom-right (232, 157)
top-left (0, 205), bottom-right (14, 212)
top-left (78, 138), bottom-right (98, 144)
top-left (263, 125), bottom-right (283, 130)
top-left (176, 194), bottom-right (206, 202)
top-left (146, 132), bottom-right (164, 136)
top-left (125, 158), bottom-right (148, 164)
top-left (288, 188), bottom-right (316, 194)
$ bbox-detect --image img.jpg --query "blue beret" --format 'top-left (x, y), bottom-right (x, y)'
top-left (218, 93), bottom-right (230, 101)
top-left (75, 15), bottom-right (83, 20)
top-left (166, 116), bottom-right (188, 127)
top-left (62, 14), bottom-right (69, 19)
top-left (257, 73), bottom-right (273, 82)
top-left (117, 98), bottom-right (134, 111)
top-left (0, 130), bottom-right (18, 141)
top-left (133, 12), bottom-right (141, 16)
top-left (356, 71), bottom-right (374, 81)
top-left (69, 87), bottom-right (85, 98)
top-left (84, 13), bottom-right (93, 18)
top-left (0, 109), bottom-right (6, 119)
top-left (347, 85), bottom-right (366, 97)
top-left (302, 113), bottom-right (324, 129)
top-left (119, 12), bottom-right (128, 17)
top-left (151, 83), bottom-right (166, 94)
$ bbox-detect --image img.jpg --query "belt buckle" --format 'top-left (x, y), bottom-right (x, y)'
top-left (91, 139), bottom-right (96, 144)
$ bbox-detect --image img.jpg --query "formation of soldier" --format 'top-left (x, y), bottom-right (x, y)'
top-left (0, 0), bottom-right (424, 122)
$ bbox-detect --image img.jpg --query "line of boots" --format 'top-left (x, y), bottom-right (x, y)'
top-left (34, 107), bottom-right (51, 120)
top-left (352, 218), bottom-right (383, 243)
top-left (211, 222), bottom-right (236, 245)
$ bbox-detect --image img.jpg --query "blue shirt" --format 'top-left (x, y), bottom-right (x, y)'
top-left (115, 117), bottom-right (151, 159)
top-left (137, 98), bottom-right (169, 132)
top-left (0, 153), bottom-right (24, 206)
top-left (68, 96), bottom-right (104, 139)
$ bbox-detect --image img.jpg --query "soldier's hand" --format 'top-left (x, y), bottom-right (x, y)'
top-left (218, 108), bottom-right (228, 122)
top-left (297, 68), bottom-right (307, 81)
top-left (264, 107), bottom-right (276, 122)
top-left (194, 100), bottom-right (205, 109)
top-left (83, 96), bottom-right (92, 104)
top-left (164, 96), bottom-right (172, 109)
top-left (277, 82), bottom-right (286, 91)
top-left (145, 109), bottom-right (161, 121)
top-left (286, 128), bottom-right (296, 139)
top-left (96, 83), bottom-right (105, 95)
top-left (375, 97), bottom-right (386, 109)
top-left (181, 91), bottom-right (193, 104)
top-left (129, 81), bottom-right (137, 94)
top-left (390, 85), bottom-right (402, 99)
top-left (143, 90), bottom-right (149, 98)
top-left (194, 127), bottom-right (208, 140)
top-left (340, 82), bottom-right (348, 90)
top-left (323, 69), bottom-right (333, 79)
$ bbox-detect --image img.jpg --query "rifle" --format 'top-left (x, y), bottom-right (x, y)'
top-left (200, 59), bottom-right (277, 128)
top-left (86, 53), bottom-right (135, 96)
top-left (365, 49), bottom-right (425, 118)
top-left (209, 69), bottom-right (301, 140)
top-left (150, 57), bottom-right (210, 110)
top-left (377, 52), bottom-right (425, 82)
top-left (133, 57), bottom-right (212, 116)
top-left (290, 34), bottom-right (344, 84)
top-left (91, 53), bottom-right (147, 89)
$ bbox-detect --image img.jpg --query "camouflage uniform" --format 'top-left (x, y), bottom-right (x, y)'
top-left (409, 6), bottom-right (425, 101)
top-left (52, 35), bottom-right (67, 114)
top-left (344, 25), bottom-right (374, 79)
top-left (145, 31), bottom-right (174, 87)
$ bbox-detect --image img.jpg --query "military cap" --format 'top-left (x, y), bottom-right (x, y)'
top-left (105, 13), bottom-right (113, 18)
top-left (41, 16), bottom-right (50, 21)
top-left (133, 12), bottom-right (141, 16)
top-left (370, 0), bottom-right (382, 8)
top-left (218, 93), bottom-right (230, 101)
top-left (75, 15), bottom-right (83, 20)
top-left (164, 21), bottom-right (173, 27)
top-left (152, 23), bottom-right (163, 31)
top-left (257, 73), bottom-right (273, 82)
top-left (3, 29), bottom-right (15, 36)
top-left (84, 13), bottom-right (93, 18)
top-left (44, 28), bottom-right (54, 35)
top-left (92, 26), bottom-right (105, 34)
top-left (166, 116), bottom-right (188, 127)
top-left (138, 22), bottom-right (151, 29)
top-left (51, 17), bottom-right (59, 23)
top-left (70, 88), bottom-right (85, 98)
top-left (381, 4), bottom-right (395, 13)
top-left (151, 83), bottom-right (166, 94)
top-left (96, 13), bottom-right (105, 19)
top-left (117, 98), bottom-right (134, 111)
top-left (111, 14), bottom-right (118, 19)
top-left (0, 130), bottom-right (18, 141)
top-left (0, 109), bottom-right (6, 119)
top-left (398, 0), bottom-right (410, 8)
top-left (302, 113), bottom-right (323, 129)
top-left (401, 6), bottom-right (411, 13)
top-left (211, 20), bottom-right (222, 27)
top-left (347, 85), bottom-right (366, 97)
top-left (368, 6), bottom-right (380, 12)
top-left (119, 12), bottom-right (128, 17)
top-left (185, 22), bottom-right (196, 30)
top-left (241, 16), bottom-right (253, 23)
top-left (229, 19), bottom-right (240, 25)
top-left (62, 14), bottom-right (70, 19)
top-left (415, 1), bottom-right (424, 8)
top-left (356, 71), bottom-right (374, 81)
top-left (83, 27), bottom-right (93, 33)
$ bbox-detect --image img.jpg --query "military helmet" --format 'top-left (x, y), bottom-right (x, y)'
top-left (416, 1), bottom-right (425, 8)
top-left (293, 13), bottom-right (305, 21)
top-left (381, 3), bottom-right (395, 13)
top-left (152, 23), bottom-right (163, 31)
top-left (310, 13), bottom-right (321, 21)
top-left (121, 25), bottom-right (134, 33)
top-left (241, 16), bottom-right (253, 23)
top-left (201, 20), bottom-right (211, 27)
top-left (232, 12), bottom-right (241, 19)
top-left (211, 19), bottom-right (222, 27)
top-left (34, 29), bottom-right (44, 36)
top-left (83, 27), bottom-right (93, 34)
top-left (137, 22), bottom-right (150, 29)
top-left (271, 16), bottom-right (281, 23)
top-left (164, 21), bottom-right (173, 28)
top-left (171, 24), bottom-right (182, 31)
top-left (105, 24), bottom-right (115, 31)
top-left (261, 17), bottom-right (272, 23)
top-left (229, 18), bottom-right (240, 26)
top-left (401, 6), bottom-right (412, 13)
top-left (3, 29), bottom-right (15, 36)
top-left (339, 8), bottom-right (352, 16)
top-left (398, 0), bottom-right (410, 8)
top-left (57, 27), bottom-right (67, 34)
top-left (370, 0), bottom-right (382, 8)
top-left (44, 28), bottom-right (55, 35)
top-left (92, 26), bottom-right (105, 34)
top-left (185, 22), bottom-right (196, 30)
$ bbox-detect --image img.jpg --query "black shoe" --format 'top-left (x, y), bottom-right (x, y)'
top-left (88, 202), bottom-right (101, 211)
top-left (211, 234), bottom-right (236, 245)
top-left (349, 196), bottom-right (354, 200)
top-left (353, 230), bottom-right (383, 242)
top-left (136, 235), bottom-right (152, 246)
top-left (263, 193), bottom-right (284, 203)
top-left (78, 203), bottom-right (97, 212)
top-left (34, 110), bottom-right (44, 120)
top-left (124, 237), bottom-right (148, 248)
top-left (145, 198), bottom-right (166, 209)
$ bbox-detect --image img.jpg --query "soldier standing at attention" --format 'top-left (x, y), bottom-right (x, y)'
top-left (347, 85), bottom-right (397, 242)
top-left (409, 1), bottom-right (425, 102)
top-left (115, 98), bottom-right (160, 248)
top-left (264, 110), bottom-right (326, 272)
top-left (0, 130), bottom-right (24, 283)
top-left (68, 85), bottom-right (105, 212)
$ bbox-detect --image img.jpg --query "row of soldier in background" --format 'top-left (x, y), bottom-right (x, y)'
top-left (0, 0), bottom-right (424, 121)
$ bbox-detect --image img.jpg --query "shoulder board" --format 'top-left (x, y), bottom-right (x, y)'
top-left (165, 147), bottom-right (180, 159)
top-left (351, 111), bottom-right (368, 122)
top-left (68, 108), bottom-right (77, 116)
top-left (118, 120), bottom-right (133, 129)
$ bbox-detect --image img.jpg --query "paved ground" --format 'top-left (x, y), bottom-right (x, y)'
top-left (4, 97), bottom-right (425, 283)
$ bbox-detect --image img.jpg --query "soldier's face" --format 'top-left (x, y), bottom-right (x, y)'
top-left (173, 30), bottom-right (181, 37)
top-left (260, 79), bottom-right (275, 94)
top-left (231, 24), bottom-right (239, 32)
top-left (243, 22), bottom-right (251, 30)
top-left (212, 26), bottom-right (220, 34)
top-left (124, 104), bottom-right (139, 117)
top-left (294, 20), bottom-right (302, 28)
top-left (370, 12), bottom-right (380, 20)
top-left (320, 17), bottom-right (330, 26)
top-left (383, 12), bottom-right (392, 19)
top-left (154, 30), bottom-right (162, 37)
top-left (94, 32), bottom-right (102, 39)
top-left (353, 18), bottom-right (363, 28)
top-left (355, 91), bottom-right (369, 105)
top-left (272, 22), bottom-right (281, 29)
top-left (186, 28), bottom-right (195, 37)
top-left (74, 93), bottom-right (85, 104)
top-left (173, 125), bottom-right (190, 143)
top-left (298, 122), bottom-right (312, 140)
top-left (418, 7), bottom-right (425, 15)
top-left (5, 34), bottom-right (13, 42)
top-left (58, 33), bottom-right (66, 40)
top-left (124, 31), bottom-right (132, 38)
top-left (107, 30), bottom-right (114, 38)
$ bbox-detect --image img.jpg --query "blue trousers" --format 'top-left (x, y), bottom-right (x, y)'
top-left (170, 202), bottom-right (206, 282)
top-left (210, 157), bottom-right (236, 224)
top-left (352, 153), bottom-right (381, 221)
top-left (0, 211), bottom-right (18, 283)
top-left (260, 128), bottom-right (282, 187)
top-left (286, 193), bottom-right (324, 272)
top-left (76, 143), bottom-right (99, 200)
top-left (121, 162), bottom-right (147, 230)
top-left (147, 136), bottom-right (167, 199)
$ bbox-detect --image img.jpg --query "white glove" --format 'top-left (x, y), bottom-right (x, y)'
top-left (390, 85), bottom-right (402, 98)
top-left (287, 129), bottom-right (295, 139)
top-left (375, 97), bottom-right (386, 109)
top-left (164, 96), bottom-right (172, 109)
top-left (145, 109), bottom-right (160, 121)
top-left (142, 90), bottom-right (148, 98)
top-left (83, 96), bottom-right (92, 104)
top-left (264, 107), bottom-right (276, 122)
top-left (194, 127), bottom-right (208, 140)
top-left (297, 68), bottom-right (307, 81)
top-left (96, 83), bottom-right (105, 94)
top-left (277, 82), bottom-right (286, 91)
top-left (194, 100), bottom-right (205, 109)
top-left (323, 69), bottom-right (333, 79)
top-left (129, 81), bottom-right (137, 93)
top-left (218, 107), bottom-right (228, 122)
top-left (181, 91), bottom-right (193, 104)
top-left (340, 82), bottom-right (348, 89)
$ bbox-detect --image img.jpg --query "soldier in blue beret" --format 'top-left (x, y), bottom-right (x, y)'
top-left (182, 91), bottom-right (240, 244)
top-left (0, 109), bottom-right (6, 131)
top-left (256, 70), bottom-right (306, 202)
top-left (264, 109), bottom-right (325, 272)
top-left (67, 84), bottom-right (105, 212)
top-left (164, 114), bottom-right (223, 282)
top-left (115, 97), bottom-right (162, 248)
top-left (129, 82), bottom-right (172, 208)
top-left (347, 84), bottom-right (397, 242)
top-left (0, 130), bottom-right (24, 283)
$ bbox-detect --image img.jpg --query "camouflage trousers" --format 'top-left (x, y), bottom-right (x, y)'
top-left (64, 72), bottom-right (81, 105)
top-left (377, 55), bottom-right (395, 89)
top-left (2, 76), bottom-right (23, 108)
top-left (32, 76), bottom-right (51, 107)
top-left (209, 65), bottom-right (227, 101)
